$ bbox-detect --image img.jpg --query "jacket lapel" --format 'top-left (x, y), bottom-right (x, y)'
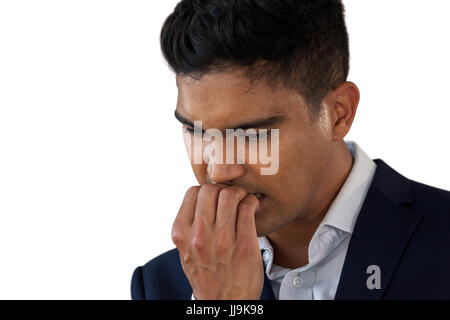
top-left (335, 159), bottom-right (424, 300)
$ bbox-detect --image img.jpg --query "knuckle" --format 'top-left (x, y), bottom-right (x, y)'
top-left (235, 240), bottom-right (251, 256)
top-left (215, 229), bottom-right (232, 254)
top-left (181, 252), bottom-right (194, 267)
top-left (201, 183), bottom-right (220, 194)
top-left (171, 223), bottom-right (185, 246)
top-left (216, 239), bottom-right (229, 255)
top-left (219, 186), bottom-right (246, 204)
top-left (191, 233), bottom-right (207, 252)
top-left (185, 186), bottom-right (200, 199)
top-left (198, 184), bottom-right (219, 200)
top-left (238, 202), bottom-right (253, 213)
top-left (171, 233), bottom-right (184, 247)
top-left (238, 196), bottom-right (258, 212)
top-left (231, 186), bottom-right (248, 198)
top-left (218, 188), bottom-right (234, 203)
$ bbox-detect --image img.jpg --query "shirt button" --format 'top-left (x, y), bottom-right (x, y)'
top-left (263, 250), bottom-right (270, 262)
top-left (292, 275), bottom-right (303, 288)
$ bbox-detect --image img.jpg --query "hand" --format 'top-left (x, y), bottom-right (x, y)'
top-left (171, 184), bottom-right (264, 300)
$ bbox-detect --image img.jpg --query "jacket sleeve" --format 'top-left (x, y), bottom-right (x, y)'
top-left (130, 266), bottom-right (145, 300)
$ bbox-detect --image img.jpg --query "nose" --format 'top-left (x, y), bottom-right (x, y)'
top-left (207, 163), bottom-right (245, 184)
top-left (203, 132), bottom-right (246, 184)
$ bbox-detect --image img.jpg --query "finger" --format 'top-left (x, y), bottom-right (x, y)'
top-left (193, 183), bottom-right (228, 226)
top-left (172, 186), bottom-right (201, 248)
top-left (215, 186), bottom-right (248, 238)
top-left (236, 194), bottom-right (260, 239)
top-left (176, 186), bottom-right (201, 226)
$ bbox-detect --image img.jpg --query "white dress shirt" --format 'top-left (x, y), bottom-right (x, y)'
top-left (258, 140), bottom-right (377, 299)
top-left (192, 140), bottom-right (376, 300)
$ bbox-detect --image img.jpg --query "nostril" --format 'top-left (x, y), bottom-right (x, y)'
top-left (208, 163), bottom-right (245, 185)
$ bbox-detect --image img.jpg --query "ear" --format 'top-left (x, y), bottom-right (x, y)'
top-left (326, 82), bottom-right (360, 141)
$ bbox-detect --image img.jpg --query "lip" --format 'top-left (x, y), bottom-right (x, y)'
top-left (255, 194), bottom-right (266, 213)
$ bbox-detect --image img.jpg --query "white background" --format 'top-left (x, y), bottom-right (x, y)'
top-left (0, 0), bottom-right (449, 299)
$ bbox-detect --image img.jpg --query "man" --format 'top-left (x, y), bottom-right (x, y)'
top-left (131, 0), bottom-right (450, 300)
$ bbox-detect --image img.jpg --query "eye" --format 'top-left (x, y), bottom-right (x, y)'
top-left (235, 129), bottom-right (271, 141)
top-left (253, 130), bottom-right (272, 140)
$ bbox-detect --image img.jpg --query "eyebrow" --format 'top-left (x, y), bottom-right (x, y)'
top-left (174, 110), bottom-right (286, 131)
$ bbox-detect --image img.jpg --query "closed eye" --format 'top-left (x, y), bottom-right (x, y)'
top-left (183, 126), bottom-right (195, 134)
top-left (184, 126), bottom-right (271, 139)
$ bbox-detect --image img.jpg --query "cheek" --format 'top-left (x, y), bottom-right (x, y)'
top-left (191, 163), bottom-right (208, 185)
top-left (272, 133), bottom-right (318, 196)
top-left (182, 130), bottom-right (208, 184)
top-left (182, 130), bottom-right (194, 161)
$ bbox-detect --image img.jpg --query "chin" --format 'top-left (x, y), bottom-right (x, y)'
top-left (254, 215), bottom-right (276, 238)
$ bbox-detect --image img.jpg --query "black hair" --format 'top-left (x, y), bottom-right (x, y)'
top-left (160, 0), bottom-right (350, 120)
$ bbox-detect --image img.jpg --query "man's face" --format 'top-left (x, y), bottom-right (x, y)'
top-left (175, 69), bottom-right (337, 237)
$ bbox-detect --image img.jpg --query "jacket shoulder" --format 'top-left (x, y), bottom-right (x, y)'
top-left (383, 179), bottom-right (450, 299)
top-left (374, 158), bottom-right (450, 216)
top-left (409, 179), bottom-right (450, 216)
top-left (131, 248), bottom-right (192, 300)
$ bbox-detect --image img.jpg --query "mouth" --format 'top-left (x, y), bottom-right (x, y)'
top-left (251, 193), bottom-right (266, 212)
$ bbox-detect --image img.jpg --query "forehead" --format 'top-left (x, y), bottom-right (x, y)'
top-left (176, 70), bottom-right (306, 128)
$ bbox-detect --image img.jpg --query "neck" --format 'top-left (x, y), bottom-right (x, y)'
top-left (267, 141), bottom-right (354, 269)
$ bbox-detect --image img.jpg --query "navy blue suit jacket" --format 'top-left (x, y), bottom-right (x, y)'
top-left (130, 159), bottom-right (450, 300)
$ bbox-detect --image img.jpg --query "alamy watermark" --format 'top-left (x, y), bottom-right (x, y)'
top-left (183, 121), bottom-right (279, 176)
top-left (366, 265), bottom-right (381, 290)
